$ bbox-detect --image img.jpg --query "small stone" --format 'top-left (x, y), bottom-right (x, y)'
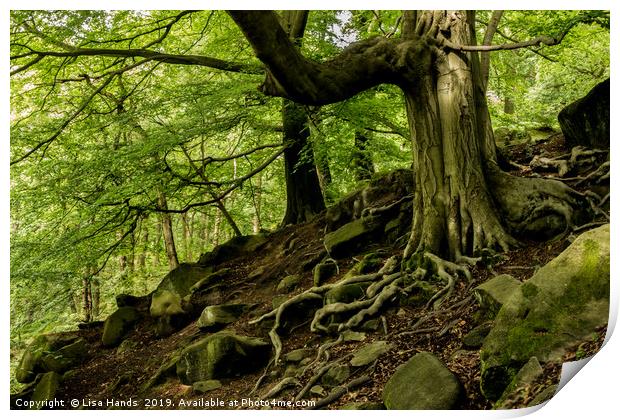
top-left (197, 304), bottom-right (247, 331)
top-left (342, 331), bottom-right (366, 342)
top-left (462, 322), bottom-right (492, 349)
top-left (341, 401), bottom-right (385, 410)
top-left (30, 372), bottom-right (61, 409)
top-left (473, 274), bottom-right (521, 318)
top-left (360, 319), bottom-right (381, 332)
top-left (283, 348), bottom-right (314, 363)
top-left (313, 260), bottom-right (338, 286)
top-left (383, 352), bottom-right (461, 410)
top-left (193, 380), bottom-right (222, 393)
top-left (277, 274), bottom-right (302, 293)
top-left (310, 385), bottom-right (326, 397)
top-left (351, 341), bottom-right (392, 367)
top-left (322, 364), bottom-right (350, 386)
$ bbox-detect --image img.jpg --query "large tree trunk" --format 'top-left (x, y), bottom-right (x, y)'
top-left (281, 99), bottom-right (326, 225)
top-left (402, 11), bottom-right (583, 259)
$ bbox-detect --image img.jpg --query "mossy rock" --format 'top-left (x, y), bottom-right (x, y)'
top-left (480, 225), bottom-right (610, 401)
top-left (30, 372), bottom-right (61, 409)
top-left (197, 304), bottom-right (248, 331)
top-left (283, 348), bottom-right (314, 363)
top-left (155, 263), bottom-right (215, 298)
top-left (150, 290), bottom-right (185, 318)
top-left (321, 364), bottom-right (350, 386)
top-left (345, 253), bottom-right (383, 278)
top-left (176, 331), bottom-right (271, 384)
top-left (462, 322), bottom-right (492, 349)
top-left (116, 339), bottom-right (139, 354)
top-left (276, 274), bottom-right (303, 293)
top-left (324, 216), bottom-right (385, 258)
top-left (102, 307), bottom-right (141, 347)
top-left (473, 274), bottom-right (521, 319)
top-left (15, 334), bottom-right (83, 383)
top-left (198, 234), bottom-right (269, 266)
top-left (495, 357), bottom-right (544, 409)
top-left (313, 260), bottom-right (338, 286)
top-left (140, 353), bottom-right (181, 393)
top-left (351, 341), bottom-right (392, 367)
top-left (39, 338), bottom-right (88, 373)
top-left (189, 268), bottom-right (231, 294)
top-left (383, 352), bottom-right (461, 410)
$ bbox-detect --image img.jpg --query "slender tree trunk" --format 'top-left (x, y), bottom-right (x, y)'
top-left (352, 130), bottom-right (375, 181)
top-left (181, 213), bottom-right (193, 261)
top-left (252, 173), bottom-right (262, 234)
top-left (137, 217), bottom-right (148, 269)
top-left (91, 276), bottom-right (100, 319)
top-left (82, 277), bottom-right (92, 322)
top-left (201, 211), bottom-right (211, 250)
top-left (157, 192), bottom-right (179, 270)
top-left (481, 11), bottom-right (504, 92)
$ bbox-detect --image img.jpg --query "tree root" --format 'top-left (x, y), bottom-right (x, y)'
top-left (307, 375), bottom-right (371, 409)
top-left (422, 252), bottom-right (472, 309)
top-left (261, 376), bottom-right (300, 399)
top-left (294, 356), bottom-right (347, 403)
top-left (361, 194), bottom-right (413, 218)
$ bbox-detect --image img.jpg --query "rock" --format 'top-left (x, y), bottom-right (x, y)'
top-left (155, 263), bottom-right (215, 298)
top-left (310, 385), bottom-right (326, 397)
top-left (360, 319), bottom-right (381, 332)
top-left (39, 338), bottom-right (88, 373)
top-left (198, 234), bottom-right (269, 266)
top-left (188, 268), bottom-right (231, 294)
top-left (324, 216), bottom-right (385, 258)
top-left (324, 282), bottom-right (372, 305)
top-left (473, 274), bottom-right (521, 318)
top-left (462, 322), bottom-right (493, 349)
top-left (140, 353), bottom-right (181, 393)
top-left (15, 334), bottom-right (85, 383)
top-left (480, 225), bottom-right (610, 400)
top-left (313, 260), bottom-right (337, 286)
top-left (342, 331), bottom-right (366, 342)
top-left (150, 290), bottom-right (185, 318)
top-left (116, 339), bottom-right (139, 354)
top-left (176, 331), bottom-right (271, 384)
top-left (345, 253), bottom-right (382, 277)
top-left (341, 401), bottom-right (385, 410)
top-left (559, 78), bottom-right (610, 149)
top-left (351, 341), bottom-right (392, 367)
top-left (321, 364), bottom-right (350, 386)
top-left (495, 357), bottom-right (544, 408)
top-left (276, 274), bottom-right (302, 293)
top-left (193, 380), bottom-right (222, 393)
top-left (197, 304), bottom-right (248, 331)
top-left (30, 372), bottom-right (61, 409)
top-left (102, 307), bottom-right (141, 347)
top-left (383, 352), bottom-right (461, 410)
top-left (115, 293), bottom-right (149, 309)
top-left (284, 348), bottom-right (314, 363)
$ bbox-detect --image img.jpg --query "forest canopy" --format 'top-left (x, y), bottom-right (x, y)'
top-left (9, 9), bottom-right (609, 389)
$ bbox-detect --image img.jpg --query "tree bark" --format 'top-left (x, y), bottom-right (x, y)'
top-left (481, 11), bottom-right (504, 92)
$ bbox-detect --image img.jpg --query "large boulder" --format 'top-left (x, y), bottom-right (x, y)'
top-left (558, 78), bottom-right (610, 149)
top-left (102, 307), bottom-right (141, 347)
top-left (197, 304), bottom-right (248, 331)
top-left (324, 216), bottom-right (385, 258)
top-left (15, 334), bottom-right (86, 383)
top-left (480, 225), bottom-right (609, 400)
top-left (176, 331), bottom-right (271, 384)
top-left (155, 263), bottom-right (216, 298)
top-left (198, 234), bottom-right (269, 266)
top-left (383, 352), bottom-right (462, 410)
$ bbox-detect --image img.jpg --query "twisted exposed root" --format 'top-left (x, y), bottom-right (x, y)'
top-left (307, 375), bottom-right (371, 410)
top-left (294, 356), bottom-right (347, 403)
top-left (361, 194), bottom-right (413, 218)
top-left (423, 252), bottom-right (472, 309)
top-left (261, 376), bottom-right (301, 399)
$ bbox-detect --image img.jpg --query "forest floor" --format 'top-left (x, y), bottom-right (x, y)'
top-left (50, 131), bottom-right (609, 410)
